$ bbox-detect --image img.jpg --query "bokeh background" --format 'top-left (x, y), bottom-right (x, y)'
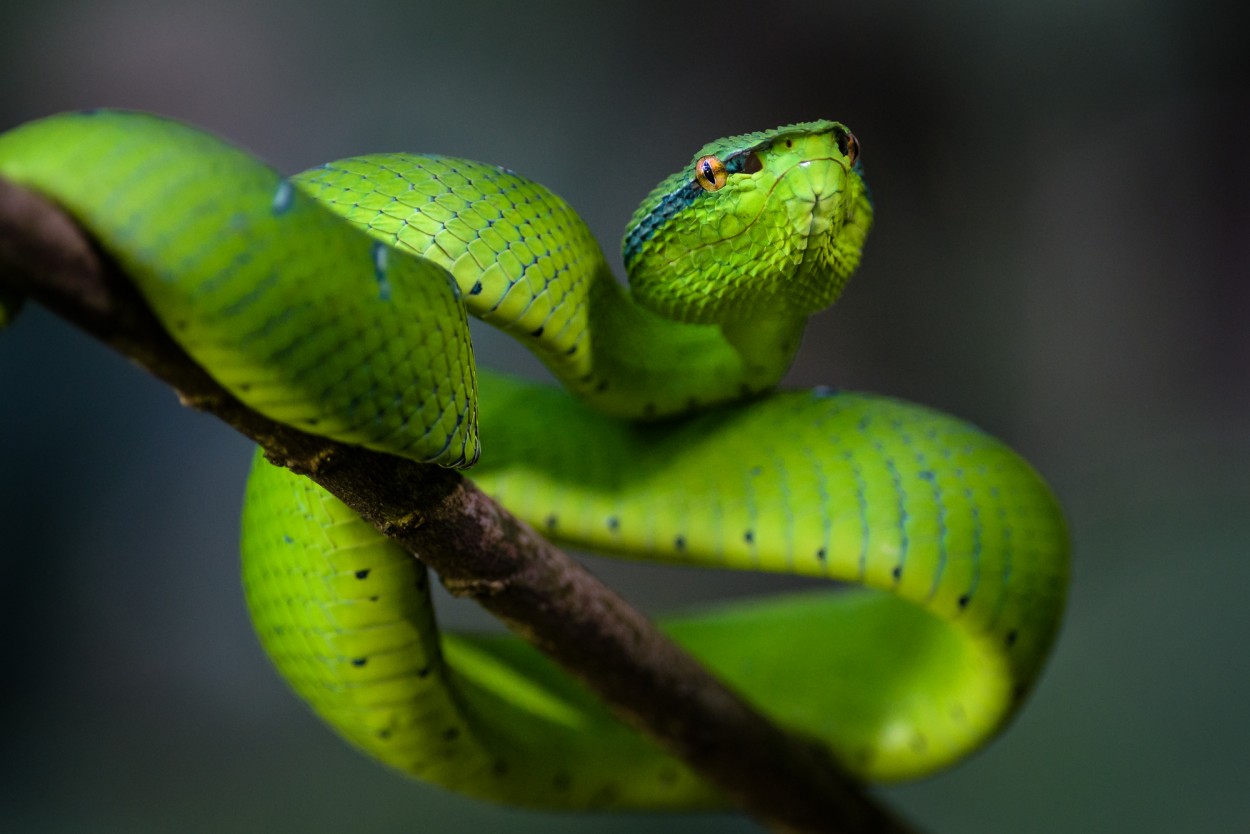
top-left (1, 1), bottom-right (1246, 831)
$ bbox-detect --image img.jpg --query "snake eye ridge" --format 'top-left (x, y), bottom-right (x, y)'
top-left (694, 155), bottom-right (727, 191)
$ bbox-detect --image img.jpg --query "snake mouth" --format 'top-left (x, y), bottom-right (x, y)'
top-left (788, 154), bottom-right (845, 238)
top-left (791, 156), bottom-right (845, 262)
top-left (787, 154), bottom-right (870, 312)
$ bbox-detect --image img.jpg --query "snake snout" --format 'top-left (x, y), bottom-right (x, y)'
top-left (788, 156), bottom-right (845, 202)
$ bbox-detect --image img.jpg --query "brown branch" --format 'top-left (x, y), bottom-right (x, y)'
top-left (0, 177), bottom-right (921, 834)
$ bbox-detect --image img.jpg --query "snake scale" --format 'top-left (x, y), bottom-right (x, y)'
top-left (0, 110), bottom-right (1067, 810)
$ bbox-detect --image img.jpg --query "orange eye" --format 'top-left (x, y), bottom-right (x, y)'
top-left (694, 155), bottom-right (727, 191)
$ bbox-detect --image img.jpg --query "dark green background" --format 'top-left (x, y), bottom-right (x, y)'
top-left (1, 1), bottom-right (1246, 831)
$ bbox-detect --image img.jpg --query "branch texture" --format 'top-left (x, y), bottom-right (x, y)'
top-left (0, 178), bottom-right (920, 834)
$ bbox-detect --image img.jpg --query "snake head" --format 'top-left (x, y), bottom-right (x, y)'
top-left (622, 120), bottom-right (873, 325)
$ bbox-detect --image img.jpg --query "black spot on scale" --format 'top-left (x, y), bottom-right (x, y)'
top-left (282, 535), bottom-right (294, 544)
top-left (674, 535), bottom-right (686, 551)
top-left (469, 280), bottom-right (483, 295)
top-left (918, 470), bottom-right (935, 481)
top-left (530, 326), bottom-right (544, 337)
top-left (355, 569), bottom-right (371, 579)
top-left (351, 657), bottom-right (368, 667)
top-left (377, 729), bottom-right (392, 740)
top-left (595, 380), bottom-right (609, 393)
top-left (368, 595), bottom-right (379, 602)
top-left (815, 547), bottom-right (827, 561)
top-left (417, 665), bottom-right (431, 678)
top-left (606, 516), bottom-right (620, 532)
top-left (545, 514), bottom-right (558, 531)
top-left (958, 593), bottom-right (970, 609)
top-left (744, 530), bottom-right (755, 544)
top-left (1006, 629), bottom-right (1019, 648)
top-left (891, 565), bottom-right (902, 581)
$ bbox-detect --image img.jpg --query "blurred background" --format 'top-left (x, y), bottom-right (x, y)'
top-left (0, 0), bottom-right (1246, 831)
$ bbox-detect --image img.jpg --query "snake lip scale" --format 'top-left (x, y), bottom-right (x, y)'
top-left (0, 110), bottom-right (1068, 811)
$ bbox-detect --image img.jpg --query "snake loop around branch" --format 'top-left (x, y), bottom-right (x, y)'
top-left (0, 111), bottom-right (1066, 810)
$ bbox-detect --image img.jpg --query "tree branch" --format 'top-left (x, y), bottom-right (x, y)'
top-left (0, 178), bottom-right (921, 834)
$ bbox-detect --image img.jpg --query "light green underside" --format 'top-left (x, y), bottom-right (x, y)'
top-left (0, 110), bottom-right (1069, 811)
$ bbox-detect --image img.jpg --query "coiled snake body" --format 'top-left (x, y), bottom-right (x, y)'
top-left (0, 111), bottom-right (1067, 809)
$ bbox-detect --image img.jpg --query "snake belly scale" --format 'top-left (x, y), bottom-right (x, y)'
top-left (0, 110), bottom-right (1067, 810)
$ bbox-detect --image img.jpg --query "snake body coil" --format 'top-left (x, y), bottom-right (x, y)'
top-left (0, 111), bottom-right (1067, 809)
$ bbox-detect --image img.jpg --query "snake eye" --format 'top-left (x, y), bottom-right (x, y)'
top-left (694, 155), bottom-right (727, 191)
top-left (836, 129), bottom-right (860, 165)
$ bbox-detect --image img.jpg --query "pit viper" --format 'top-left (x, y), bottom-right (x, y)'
top-left (0, 111), bottom-right (1067, 810)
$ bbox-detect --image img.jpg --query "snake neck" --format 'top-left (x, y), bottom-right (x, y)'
top-left (558, 265), bottom-right (807, 419)
top-left (296, 154), bottom-right (807, 421)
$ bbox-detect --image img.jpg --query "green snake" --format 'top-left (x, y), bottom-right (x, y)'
top-left (0, 111), bottom-right (1068, 810)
